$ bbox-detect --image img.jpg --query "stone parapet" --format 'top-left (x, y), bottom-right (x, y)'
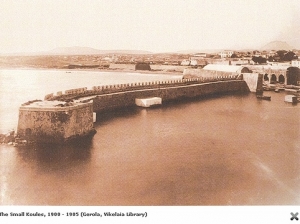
top-left (18, 77), bottom-right (249, 144)
top-left (92, 80), bottom-right (249, 113)
top-left (45, 75), bottom-right (241, 102)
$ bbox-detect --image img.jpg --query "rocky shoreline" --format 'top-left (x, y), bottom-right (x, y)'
top-left (0, 130), bottom-right (28, 147)
top-left (0, 129), bottom-right (97, 147)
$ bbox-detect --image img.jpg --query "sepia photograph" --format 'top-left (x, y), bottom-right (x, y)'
top-left (0, 0), bottom-right (299, 223)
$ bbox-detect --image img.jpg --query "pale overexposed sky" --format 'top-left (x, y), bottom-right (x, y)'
top-left (0, 0), bottom-right (299, 53)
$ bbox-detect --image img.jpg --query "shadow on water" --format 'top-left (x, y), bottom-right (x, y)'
top-left (15, 138), bottom-right (93, 172)
top-left (94, 106), bottom-right (140, 126)
top-left (161, 92), bottom-right (250, 109)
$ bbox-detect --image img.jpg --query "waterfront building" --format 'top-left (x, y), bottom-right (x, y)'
top-left (248, 65), bottom-right (300, 85)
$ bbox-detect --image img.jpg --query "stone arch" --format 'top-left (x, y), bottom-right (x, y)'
top-left (278, 75), bottom-right (285, 84)
top-left (270, 74), bottom-right (277, 84)
top-left (241, 67), bottom-right (252, 73)
top-left (264, 74), bottom-right (269, 81)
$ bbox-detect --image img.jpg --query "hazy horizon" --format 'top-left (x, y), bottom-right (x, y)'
top-left (1, 0), bottom-right (299, 54)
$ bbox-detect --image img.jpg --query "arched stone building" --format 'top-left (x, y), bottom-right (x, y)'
top-left (248, 65), bottom-right (300, 85)
top-left (262, 67), bottom-right (288, 84)
top-left (286, 67), bottom-right (300, 85)
top-left (183, 64), bottom-right (252, 79)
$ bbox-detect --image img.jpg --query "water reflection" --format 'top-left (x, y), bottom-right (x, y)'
top-left (95, 106), bottom-right (140, 126)
top-left (1, 90), bottom-right (299, 205)
top-left (16, 139), bottom-right (93, 173)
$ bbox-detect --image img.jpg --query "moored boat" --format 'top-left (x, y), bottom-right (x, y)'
top-left (256, 95), bottom-right (271, 100)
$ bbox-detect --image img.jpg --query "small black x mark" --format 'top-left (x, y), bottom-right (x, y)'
top-left (291, 212), bottom-right (299, 221)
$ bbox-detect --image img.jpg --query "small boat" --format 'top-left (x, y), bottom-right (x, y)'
top-left (257, 95), bottom-right (271, 100)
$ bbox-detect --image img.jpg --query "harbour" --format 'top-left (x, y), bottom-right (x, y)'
top-left (0, 69), bottom-right (299, 205)
top-left (1, 1), bottom-right (300, 223)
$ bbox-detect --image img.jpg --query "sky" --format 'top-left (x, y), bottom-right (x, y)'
top-left (0, 0), bottom-right (299, 53)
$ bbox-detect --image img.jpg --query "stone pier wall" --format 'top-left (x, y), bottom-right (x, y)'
top-left (17, 102), bottom-right (94, 143)
top-left (242, 73), bottom-right (263, 93)
top-left (46, 75), bottom-right (241, 101)
top-left (18, 78), bottom-right (250, 144)
top-left (92, 80), bottom-right (249, 113)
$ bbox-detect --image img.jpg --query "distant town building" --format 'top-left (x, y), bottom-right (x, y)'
top-left (180, 57), bottom-right (207, 67)
top-left (253, 50), bottom-right (262, 57)
top-left (193, 53), bottom-right (207, 58)
top-left (291, 59), bottom-right (300, 68)
top-left (203, 64), bottom-right (252, 74)
top-left (102, 56), bottom-right (113, 62)
top-left (181, 59), bottom-right (190, 66)
top-left (190, 59), bottom-right (198, 66)
top-left (135, 62), bottom-right (151, 71)
top-left (219, 50), bottom-right (233, 58)
top-left (267, 50), bottom-right (277, 57)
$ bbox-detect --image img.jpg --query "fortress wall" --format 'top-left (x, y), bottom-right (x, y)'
top-left (242, 73), bottom-right (263, 93)
top-left (183, 68), bottom-right (238, 78)
top-left (63, 103), bottom-right (94, 139)
top-left (17, 102), bottom-right (94, 143)
top-left (151, 64), bottom-right (189, 72)
top-left (19, 80), bottom-right (249, 144)
top-left (93, 80), bottom-right (249, 113)
top-left (183, 69), bottom-right (262, 93)
top-left (109, 63), bottom-right (135, 70)
top-left (46, 76), bottom-right (241, 101)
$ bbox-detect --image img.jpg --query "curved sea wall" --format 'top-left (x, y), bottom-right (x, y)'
top-left (92, 79), bottom-right (249, 113)
top-left (18, 77), bottom-right (250, 144)
top-left (44, 76), bottom-right (250, 113)
top-left (46, 76), bottom-right (242, 101)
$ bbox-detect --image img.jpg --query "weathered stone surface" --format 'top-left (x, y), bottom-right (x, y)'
top-left (93, 80), bottom-right (250, 113)
top-left (242, 73), bottom-right (263, 93)
top-left (17, 101), bottom-right (95, 144)
top-left (17, 79), bottom-right (250, 144)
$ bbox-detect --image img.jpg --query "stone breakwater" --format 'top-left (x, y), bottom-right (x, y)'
top-left (43, 75), bottom-right (251, 115)
top-left (92, 79), bottom-right (249, 113)
top-left (15, 75), bottom-right (252, 144)
top-left (45, 75), bottom-right (242, 102)
top-left (16, 101), bottom-right (96, 145)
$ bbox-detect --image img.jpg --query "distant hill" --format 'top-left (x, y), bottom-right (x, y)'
top-left (46, 46), bottom-right (153, 55)
top-left (260, 41), bottom-right (294, 51)
top-left (0, 46), bottom-right (154, 56)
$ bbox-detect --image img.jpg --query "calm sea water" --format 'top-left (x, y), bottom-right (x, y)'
top-left (0, 69), bottom-right (299, 205)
